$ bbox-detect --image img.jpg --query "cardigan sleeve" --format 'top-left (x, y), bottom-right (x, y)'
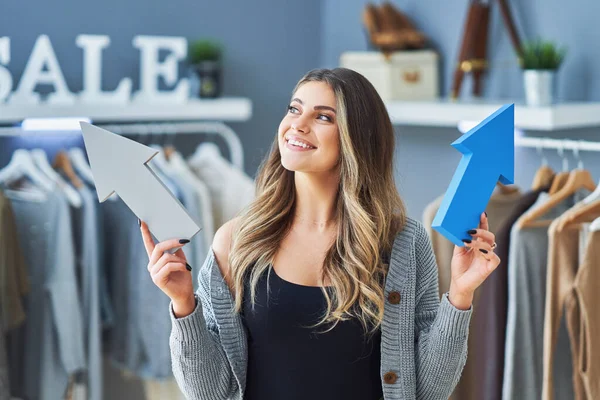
top-left (412, 222), bottom-right (472, 400)
top-left (169, 250), bottom-right (238, 400)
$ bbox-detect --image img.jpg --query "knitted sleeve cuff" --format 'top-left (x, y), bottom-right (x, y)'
top-left (169, 294), bottom-right (207, 342)
top-left (438, 292), bottom-right (472, 339)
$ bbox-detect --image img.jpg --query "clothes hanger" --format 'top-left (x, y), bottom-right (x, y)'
top-left (189, 142), bottom-right (224, 166)
top-left (576, 139), bottom-right (600, 205)
top-left (518, 144), bottom-right (596, 229)
top-left (590, 216), bottom-right (600, 232)
top-left (555, 151), bottom-right (599, 230)
top-left (557, 199), bottom-right (600, 231)
top-left (531, 141), bottom-right (555, 191)
top-left (548, 144), bottom-right (570, 195)
top-left (31, 148), bottom-right (83, 208)
top-left (161, 123), bottom-right (177, 161)
top-left (67, 147), bottom-right (95, 185)
top-left (53, 150), bottom-right (84, 189)
top-left (0, 149), bottom-right (55, 192)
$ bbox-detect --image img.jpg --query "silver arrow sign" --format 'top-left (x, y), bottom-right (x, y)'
top-left (80, 121), bottom-right (201, 243)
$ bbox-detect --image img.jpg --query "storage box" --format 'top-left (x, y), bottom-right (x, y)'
top-left (340, 50), bottom-right (439, 101)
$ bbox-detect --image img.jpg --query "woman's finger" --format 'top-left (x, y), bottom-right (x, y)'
top-left (479, 212), bottom-right (489, 232)
top-left (149, 238), bottom-right (186, 268)
top-left (149, 252), bottom-right (185, 274)
top-left (468, 228), bottom-right (495, 247)
top-left (463, 238), bottom-right (493, 256)
top-left (479, 251), bottom-right (501, 277)
top-left (151, 262), bottom-right (188, 286)
top-left (140, 221), bottom-right (155, 258)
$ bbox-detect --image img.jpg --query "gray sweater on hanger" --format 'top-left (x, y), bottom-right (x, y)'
top-left (169, 218), bottom-right (473, 400)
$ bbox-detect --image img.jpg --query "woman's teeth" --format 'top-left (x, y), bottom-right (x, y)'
top-left (288, 139), bottom-right (314, 149)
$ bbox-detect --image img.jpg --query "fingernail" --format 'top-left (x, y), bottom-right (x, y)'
top-left (179, 239), bottom-right (190, 244)
top-left (484, 211), bottom-right (488, 217)
top-left (138, 218), bottom-right (141, 227)
top-left (467, 229), bottom-right (477, 235)
top-left (186, 263), bottom-right (192, 271)
top-left (479, 249), bottom-right (489, 254)
top-left (462, 239), bottom-right (472, 244)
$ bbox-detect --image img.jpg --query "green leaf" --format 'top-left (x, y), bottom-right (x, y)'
top-left (520, 38), bottom-right (566, 70)
top-left (188, 39), bottom-right (223, 64)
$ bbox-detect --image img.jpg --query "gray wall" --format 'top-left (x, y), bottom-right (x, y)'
top-left (322, 0), bottom-right (600, 219)
top-left (4, 0), bottom-right (600, 221)
top-left (0, 0), bottom-right (323, 177)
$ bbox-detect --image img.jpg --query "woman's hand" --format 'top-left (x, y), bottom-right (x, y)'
top-left (448, 212), bottom-right (500, 310)
top-left (140, 220), bottom-right (196, 317)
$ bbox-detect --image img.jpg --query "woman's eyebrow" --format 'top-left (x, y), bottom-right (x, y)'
top-left (291, 97), bottom-right (337, 114)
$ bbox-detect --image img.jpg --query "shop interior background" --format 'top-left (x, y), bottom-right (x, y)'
top-left (2, 0), bottom-right (600, 399)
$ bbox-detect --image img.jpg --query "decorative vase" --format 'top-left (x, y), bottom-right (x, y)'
top-left (194, 61), bottom-right (221, 98)
top-left (523, 69), bottom-right (556, 107)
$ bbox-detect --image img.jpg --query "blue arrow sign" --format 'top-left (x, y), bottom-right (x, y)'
top-left (432, 104), bottom-right (515, 246)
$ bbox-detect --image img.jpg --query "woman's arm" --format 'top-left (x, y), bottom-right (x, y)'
top-left (413, 223), bottom-right (472, 400)
top-left (169, 221), bottom-right (240, 400)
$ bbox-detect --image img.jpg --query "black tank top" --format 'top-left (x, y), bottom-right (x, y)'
top-left (241, 265), bottom-right (383, 400)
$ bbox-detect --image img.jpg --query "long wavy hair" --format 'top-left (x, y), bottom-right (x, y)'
top-left (229, 68), bottom-right (406, 335)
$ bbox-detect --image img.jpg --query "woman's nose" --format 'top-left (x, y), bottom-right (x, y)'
top-left (292, 120), bottom-right (309, 134)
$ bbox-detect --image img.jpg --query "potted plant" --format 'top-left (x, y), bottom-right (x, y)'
top-left (188, 39), bottom-right (223, 98)
top-left (520, 39), bottom-right (566, 106)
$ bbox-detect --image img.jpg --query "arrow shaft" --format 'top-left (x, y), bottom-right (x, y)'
top-left (435, 155), bottom-right (498, 235)
top-left (114, 164), bottom-right (198, 242)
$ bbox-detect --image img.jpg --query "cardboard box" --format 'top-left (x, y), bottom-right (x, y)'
top-left (340, 50), bottom-right (439, 101)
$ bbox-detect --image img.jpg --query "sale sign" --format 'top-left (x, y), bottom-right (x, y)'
top-left (0, 34), bottom-right (190, 105)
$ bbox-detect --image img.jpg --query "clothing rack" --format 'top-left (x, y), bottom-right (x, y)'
top-left (0, 121), bottom-right (244, 170)
top-left (516, 136), bottom-right (600, 152)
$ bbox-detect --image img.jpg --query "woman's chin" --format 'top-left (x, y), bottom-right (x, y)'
top-left (281, 160), bottom-right (304, 172)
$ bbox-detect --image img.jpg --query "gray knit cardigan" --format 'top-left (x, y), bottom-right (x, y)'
top-left (169, 218), bottom-right (472, 399)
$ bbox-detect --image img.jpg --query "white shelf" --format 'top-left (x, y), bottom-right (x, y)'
top-left (0, 97), bottom-right (252, 124)
top-left (386, 99), bottom-right (600, 131)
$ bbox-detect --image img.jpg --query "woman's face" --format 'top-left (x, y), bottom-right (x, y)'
top-left (278, 81), bottom-right (340, 174)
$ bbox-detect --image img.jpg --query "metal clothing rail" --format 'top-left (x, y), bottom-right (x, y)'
top-left (0, 121), bottom-right (244, 170)
top-left (516, 136), bottom-right (600, 153)
top-left (98, 121), bottom-right (244, 170)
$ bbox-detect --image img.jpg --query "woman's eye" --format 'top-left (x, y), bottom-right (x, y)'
top-left (318, 114), bottom-right (332, 122)
top-left (288, 105), bottom-right (298, 113)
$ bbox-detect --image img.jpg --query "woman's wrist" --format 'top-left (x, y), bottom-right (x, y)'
top-left (448, 285), bottom-right (473, 311)
top-left (172, 294), bottom-right (196, 318)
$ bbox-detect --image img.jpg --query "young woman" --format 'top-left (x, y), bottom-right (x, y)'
top-left (141, 68), bottom-right (500, 400)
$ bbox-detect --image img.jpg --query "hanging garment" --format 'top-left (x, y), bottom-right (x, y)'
top-left (63, 180), bottom-right (103, 400)
top-left (3, 186), bottom-right (86, 400)
top-left (188, 143), bottom-right (255, 231)
top-left (101, 197), bottom-right (147, 376)
top-left (0, 189), bottom-right (29, 331)
top-left (423, 188), bottom-right (522, 400)
top-left (0, 319), bottom-right (9, 400)
top-left (103, 192), bottom-right (181, 379)
top-left (564, 230), bottom-right (600, 399)
top-left (168, 151), bottom-right (214, 252)
top-left (472, 188), bottom-right (547, 400)
top-left (82, 180), bottom-right (114, 329)
top-left (542, 204), bottom-right (589, 400)
top-left (502, 190), bottom-right (589, 400)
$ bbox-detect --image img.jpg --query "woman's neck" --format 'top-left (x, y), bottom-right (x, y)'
top-left (292, 171), bottom-right (339, 233)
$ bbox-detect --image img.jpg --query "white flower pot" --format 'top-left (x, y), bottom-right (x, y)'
top-left (523, 70), bottom-right (556, 107)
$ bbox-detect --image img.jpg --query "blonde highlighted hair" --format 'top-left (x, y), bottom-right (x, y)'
top-left (228, 68), bottom-right (406, 334)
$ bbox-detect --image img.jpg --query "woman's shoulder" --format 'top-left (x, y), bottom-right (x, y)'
top-left (391, 216), bottom-right (429, 250)
top-left (211, 217), bottom-right (241, 289)
top-left (389, 216), bottom-right (437, 283)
